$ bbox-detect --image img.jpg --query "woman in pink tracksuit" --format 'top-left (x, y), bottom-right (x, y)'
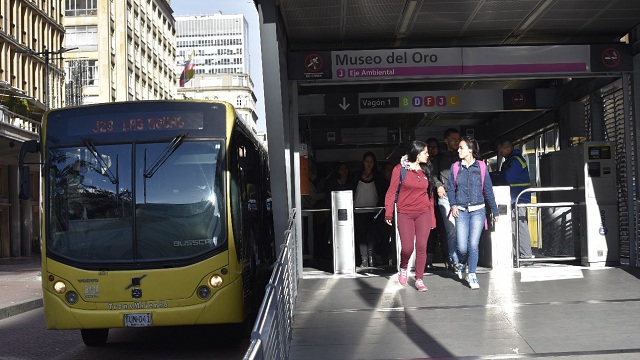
top-left (384, 140), bottom-right (437, 292)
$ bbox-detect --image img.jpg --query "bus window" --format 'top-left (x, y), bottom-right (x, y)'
top-left (48, 144), bottom-right (133, 260)
top-left (134, 141), bottom-right (224, 260)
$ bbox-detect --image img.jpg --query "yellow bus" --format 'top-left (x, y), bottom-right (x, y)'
top-left (19, 100), bottom-right (274, 346)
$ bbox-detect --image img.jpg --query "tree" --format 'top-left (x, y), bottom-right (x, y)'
top-left (3, 95), bottom-right (29, 117)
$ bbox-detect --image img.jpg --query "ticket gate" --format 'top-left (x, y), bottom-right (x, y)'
top-left (539, 142), bottom-right (619, 267)
top-left (479, 186), bottom-right (513, 269)
top-left (331, 191), bottom-right (356, 274)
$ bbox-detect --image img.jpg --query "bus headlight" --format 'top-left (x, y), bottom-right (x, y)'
top-left (53, 281), bottom-right (66, 294)
top-left (209, 274), bottom-right (223, 288)
top-left (65, 291), bottom-right (79, 304)
top-left (197, 286), bottom-right (211, 299)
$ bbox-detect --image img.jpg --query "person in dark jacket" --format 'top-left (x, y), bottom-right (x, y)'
top-left (426, 137), bottom-right (447, 269)
top-left (324, 162), bottom-right (354, 259)
top-left (447, 137), bottom-right (499, 290)
top-left (352, 152), bottom-right (387, 267)
top-left (434, 128), bottom-right (461, 271)
top-left (326, 162), bottom-right (353, 193)
top-left (498, 139), bottom-right (534, 259)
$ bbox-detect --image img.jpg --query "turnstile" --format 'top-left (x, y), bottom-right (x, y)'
top-left (331, 191), bottom-right (356, 274)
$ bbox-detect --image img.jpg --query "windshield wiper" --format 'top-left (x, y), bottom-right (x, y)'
top-left (143, 133), bottom-right (187, 178)
top-left (83, 138), bottom-right (119, 185)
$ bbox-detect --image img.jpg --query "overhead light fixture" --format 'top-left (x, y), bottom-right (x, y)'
top-left (397, 0), bottom-right (418, 38)
top-left (506, 0), bottom-right (555, 43)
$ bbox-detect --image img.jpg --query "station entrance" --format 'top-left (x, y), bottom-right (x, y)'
top-left (289, 44), bottom-right (634, 274)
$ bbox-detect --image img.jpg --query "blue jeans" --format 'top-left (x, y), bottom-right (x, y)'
top-left (455, 208), bottom-right (486, 274)
top-left (438, 196), bottom-right (458, 264)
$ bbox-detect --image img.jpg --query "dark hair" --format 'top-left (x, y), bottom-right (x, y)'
top-left (443, 128), bottom-right (459, 139)
top-left (460, 136), bottom-right (481, 159)
top-left (497, 139), bottom-right (513, 148)
top-left (426, 137), bottom-right (439, 146)
top-left (362, 151), bottom-right (377, 163)
top-left (405, 140), bottom-right (436, 198)
top-left (406, 140), bottom-right (426, 162)
top-left (335, 161), bottom-right (349, 172)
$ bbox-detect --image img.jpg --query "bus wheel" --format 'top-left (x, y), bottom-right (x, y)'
top-left (81, 329), bottom-right (109, 346)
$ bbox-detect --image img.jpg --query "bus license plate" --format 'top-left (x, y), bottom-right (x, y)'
top-left (123, 313), bottom-right (152, 327)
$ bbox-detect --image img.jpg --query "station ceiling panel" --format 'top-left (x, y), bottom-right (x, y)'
top-left (260, 0), bottom-right (640, 154)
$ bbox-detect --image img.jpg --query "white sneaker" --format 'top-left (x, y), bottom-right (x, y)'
top-left (466, 273), bottom-right (480, 290)
top-left (398, 268), bottom-right (408, 286)
top-left (456, 263), bottom-right (465, 280)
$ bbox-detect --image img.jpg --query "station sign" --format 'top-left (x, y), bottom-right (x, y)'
top-left (325, 89), bottom-right (543, 115)
top-left (310, 127), bottom-right (403, 145)
top-left (289, 44), bottom-right (631, 81)
top-left (333, 48), bottom-right (462, 79)
top-left (325, 93), bottom-right (358, 115)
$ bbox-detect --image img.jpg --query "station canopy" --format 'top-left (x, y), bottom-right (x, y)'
top-left (257, 0), bottom-right (640, 153)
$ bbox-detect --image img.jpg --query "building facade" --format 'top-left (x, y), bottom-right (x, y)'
top-left (0, 0), bottom-right (64, 258)
top-left (175, 14), bottom-right (257, 130)
top-left (1, 0), bottom-right (65, 111)
top-left (178, 73), bottom-right (258, 126)
top-left (63, 0), bottom-right (177, 105)
top-left (175, 14), bottom-right (251, 75)
top-left (0, 0), bottom-right (178, 258)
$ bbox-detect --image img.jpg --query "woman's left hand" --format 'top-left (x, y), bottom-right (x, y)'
top-left (451, 205), bottom-right (459, 218)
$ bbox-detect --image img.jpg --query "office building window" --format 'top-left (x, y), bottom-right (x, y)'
top-left (65, 60), bottom-right (99, 86)
top-left (65, 0), bottom-right (98, 16)
top-left (232, 76), bottom-right (244, 86)
top-left (65, 26), bottom-right (98, 50)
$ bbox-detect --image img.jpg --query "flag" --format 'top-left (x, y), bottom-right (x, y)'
top-left (179, 51), bottom-right (195, 87)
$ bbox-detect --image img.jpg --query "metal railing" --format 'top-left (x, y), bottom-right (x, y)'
top-left (243, 209), bottom-right (299, 360)
top-left (300, 205), bottom-right (383, 260)
top-left (0, 106), bottom-right (40, 135)
top-left (515, 187), bottom-right (577, 268)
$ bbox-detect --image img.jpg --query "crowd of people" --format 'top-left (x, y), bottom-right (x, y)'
top-left (303, 128), bottom-right (533, 292)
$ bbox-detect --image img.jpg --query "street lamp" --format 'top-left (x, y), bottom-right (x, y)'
top-left (16, 47), bottom-right (78, 110)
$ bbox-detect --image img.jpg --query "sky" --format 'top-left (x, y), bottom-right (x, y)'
top-left (170, 0), bottom-right (266, 132)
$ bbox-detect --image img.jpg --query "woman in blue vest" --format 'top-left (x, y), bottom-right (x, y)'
top-left (446, 136), bottom-right (499, 290)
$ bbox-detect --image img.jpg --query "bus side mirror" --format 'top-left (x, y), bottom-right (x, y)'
top-left (18, 140), bottom-right (40, 200)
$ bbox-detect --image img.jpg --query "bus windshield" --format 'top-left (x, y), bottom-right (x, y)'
top-left (47, 140), bottom-right (225, 263)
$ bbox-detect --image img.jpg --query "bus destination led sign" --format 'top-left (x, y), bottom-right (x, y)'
top-left (67, 111), bottom-right (204, 136)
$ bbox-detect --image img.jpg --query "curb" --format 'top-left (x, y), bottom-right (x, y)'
top-left (0, 298), bottom-right (43, 321)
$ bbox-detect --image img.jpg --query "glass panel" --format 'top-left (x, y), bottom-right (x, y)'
top-left (135, 141), bottom-right (225, 260)
top-left (545, 128), bottom-right (558, 153)
top-left (47, 140), bottom-right (226, 263)
top-left (523, 139), bottom-right (536, 185)
top-left (48, 144), bottom-right (134, 261)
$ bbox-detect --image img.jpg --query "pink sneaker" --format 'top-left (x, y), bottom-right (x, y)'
top-left (415, 279), bottom-right (428, 292)
top-left (398, 268), bottom-right (408, 285)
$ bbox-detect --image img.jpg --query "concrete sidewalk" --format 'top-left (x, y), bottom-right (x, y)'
top-left (292, 263), bottom-right (640, 360)
top-left (0, 255), bottom-right (43, 320)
